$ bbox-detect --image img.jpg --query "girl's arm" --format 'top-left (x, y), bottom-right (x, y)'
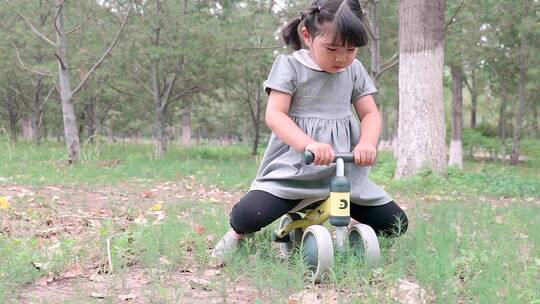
top-left (352, 95), bottom-right (381, 166)
top-left (266, 90), bottom-right (335, 165)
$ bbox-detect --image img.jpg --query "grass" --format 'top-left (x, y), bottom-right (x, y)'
top-left (0, 138), bottom-right (257, 189)
top-left (1, 137), bottom-right (539, 198)
top-left (0, 137), bottom-right (539, 303)
top-left (92, 199), bottom-right (540, 303)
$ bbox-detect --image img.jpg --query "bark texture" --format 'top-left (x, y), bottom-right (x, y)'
top-left (55, 0), bottom-right (80, 164)
top-left (510, 0), bottom-right (529, 165)
top-left (395, 0), bottom-right (447, 178)
top-left (449, 65), bottom-right (463, 168)
top-left (182, 100), bottom-right (192, 146)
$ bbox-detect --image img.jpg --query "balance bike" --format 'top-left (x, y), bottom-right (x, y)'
top-left (272, 151), bottom-right (381, 282)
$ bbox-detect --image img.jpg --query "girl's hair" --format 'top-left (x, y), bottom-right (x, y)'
top-left (282, 0), bottom-right (368, 50)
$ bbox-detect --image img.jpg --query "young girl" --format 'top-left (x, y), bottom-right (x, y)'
top-left (212, 0), bottom-right (408, 262)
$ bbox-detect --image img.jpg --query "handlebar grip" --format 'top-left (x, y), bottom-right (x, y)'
top-left (303, 151), bottom-right (315, 165)
top-left (303, 151), bottom-right (355, 164)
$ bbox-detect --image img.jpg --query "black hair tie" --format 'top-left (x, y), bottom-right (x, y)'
top-left (309, 5), bottom-right (321, 14)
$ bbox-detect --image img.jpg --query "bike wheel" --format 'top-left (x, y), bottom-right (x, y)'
top-left (278, 213), bottom-right (304, 256)
top-left (348, 223), bottom-right (381, 267)
top-left (302, 225), bottom-right (334, 283)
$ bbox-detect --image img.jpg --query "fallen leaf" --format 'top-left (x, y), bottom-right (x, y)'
top-left (288, 290), bottom-right (322, 304)
top-left (189, 278), bottom-right (212, 291)
top-left (89, 272), bottom-right (108, 283)
top-left (140, 191), bottom-right (153, 199)
top-left (159, 256), bottom-right (171, 265)
top-left (193, 224), bottom-right (206, 235)
top-left (392, 279), bottom-right (428, 304)
top-left (98, 209), bottom-right (113, 216)
top-left (90, 292), bottom-right (107, 299)
top-left (203, 269), bottom-right (221, 277)
top-left (118, 293), bottom-right (138, 301)
top-left (36, 272), bottom-right (54, 286)
top-left (133, 274), bottom-right (150, 285)
top-left (134, 212), bottom-right (148, 225)
top-left (150, 203), bottom-right (163, 211)
top-left (0, 197), bottom-right (10, 210)
top-left (152, 211), bottom-right (166, 223)
top-left (61, 263), bottom-right (84, 279)
top-left (31, 261), bottom-right (49, 271)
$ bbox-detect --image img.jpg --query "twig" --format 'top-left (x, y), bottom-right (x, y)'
top-left (12, 44), bottom-right (54, 77)
top-left (57, 214), bottom-right (131, 223)
top-left (106, 232), bottom-right (128, 274)
top-left (71, 0), bottom-right (136, 97)
top-left (65, 11), bottom-right (95, 35)
top-left (18, 14), bottom-right (56, 47)
top-left (445, 0), bottom-right (467, 31)
top-left (230, 45), bottom-right (284, 51)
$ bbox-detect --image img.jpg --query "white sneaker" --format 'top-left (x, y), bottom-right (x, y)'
top-left (210, 231), bottom-right (243, 264)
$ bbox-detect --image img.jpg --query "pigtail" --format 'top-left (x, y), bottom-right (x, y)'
top-left (281, 16), bottom-right (304, 50)
top-left (333, 0), bottom-right (368, 47)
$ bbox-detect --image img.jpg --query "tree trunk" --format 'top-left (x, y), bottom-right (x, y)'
top-left (22, 118), bottom-right (34, 140)
top-left (395, 0), bottom-right (447, 178)
top-left (381, 105), bottom-right (390, 141)
top-left (4, 86), bottom-right (18, 141)
top-left (152, 63), bottom-right (167, 156)
top-left (182, 100), bottom-right (192, 146)
top-left (449, 65), bottom-right (463, 168)
top-left (150, 0), bottom-right (168, 156)
top-left (497, 102), bottom-right (506, 139)
top-left (55, 0), bottom-right (80, 164)
top-left (469, 69), bottom-right (478, 128)
top-left (85, 99), bottom-right (97, 143)
top-left (510, 0), bottom-right (529, 166)
top-left (251, 88), bottom-right (262, 156)
top-left (367, 0), bottom-right (381, 101)
top-left (31, 76), bottom-right (44, 144)
top-left (532, 105), bottom-right (539, 138)
top-left (392, 99), bottom-right (399, 155)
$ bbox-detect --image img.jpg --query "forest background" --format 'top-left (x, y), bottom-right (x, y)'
top-left (0, 0), bottom-right (539, 303)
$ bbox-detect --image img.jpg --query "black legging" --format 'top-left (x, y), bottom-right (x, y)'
top-left (229, 190), bottom-right (408, 237)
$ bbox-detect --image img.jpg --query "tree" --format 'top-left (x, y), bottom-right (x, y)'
top-left (448, 65), bottom-right (463, 168)
top-left (362, 0), bottom-right (399, 143)
top-left (394, 0), bottom-right (447, 178)
top-left (127, 0), bottom-right (219, 155)
top-left (7, 0), bottom-right (135, 163)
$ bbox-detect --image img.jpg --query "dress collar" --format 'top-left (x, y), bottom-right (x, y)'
top-left (293, 49), bottom-right (324, 71)
top-left (293, 49), bottom-right (347, 72)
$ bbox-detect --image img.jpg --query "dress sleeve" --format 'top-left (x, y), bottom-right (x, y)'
top-left (351, 60), bottom-right (378, 103)
top-left (263, 55), bottom-right (297, 96)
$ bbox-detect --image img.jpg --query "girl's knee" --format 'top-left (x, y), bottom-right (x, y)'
top-left (229, 203), bottom-right (263, 234)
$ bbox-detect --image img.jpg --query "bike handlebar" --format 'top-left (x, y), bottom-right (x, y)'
top-left (302, 151), bottom-right (355, 165)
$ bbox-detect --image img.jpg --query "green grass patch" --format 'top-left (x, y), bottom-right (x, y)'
top-left (104, 201), bottom-right (539, 303)
top-left (0, 138), bottom-right (258, 190)
top-left (1, 137), bottom-right (539, 199)
top-left (1, 137), bottom-right (539, 302)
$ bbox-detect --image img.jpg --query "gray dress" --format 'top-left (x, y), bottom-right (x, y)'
top-left (249, 53), bottom-right (392, 206)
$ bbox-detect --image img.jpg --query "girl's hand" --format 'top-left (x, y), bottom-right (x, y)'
top-left (353, 142), bottom-right (377, 166)
top-left (305, 142), bottom-right (335, 166)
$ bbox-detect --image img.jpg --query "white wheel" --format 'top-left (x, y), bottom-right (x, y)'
top-left (278, 213), bottom-right (303, 256)
top-left (348, 223), bottom-right (381, 267)
top-left (302, 225), bottom-right (334, 283)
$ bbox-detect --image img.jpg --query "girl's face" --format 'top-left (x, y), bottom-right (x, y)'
top-left (302, 26), bottom-right (358, 74)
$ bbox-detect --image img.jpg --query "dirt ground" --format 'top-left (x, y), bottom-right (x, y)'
top-left (5, 180), bottom-right (530, 303)
top-left (1, 181), bottom-right (262, 303)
